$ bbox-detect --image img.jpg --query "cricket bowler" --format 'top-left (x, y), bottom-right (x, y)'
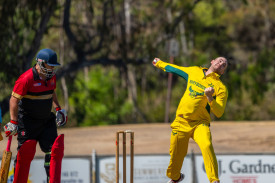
top-left (3, 48), bottom-right (67, 183)
top-left (152, 57), bottom-right (228, 183)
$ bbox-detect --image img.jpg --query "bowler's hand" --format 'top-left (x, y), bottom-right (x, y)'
top-left (205, 87), bottom-right (214, 102)
top-left (152, 58), bottom-right (160, 66)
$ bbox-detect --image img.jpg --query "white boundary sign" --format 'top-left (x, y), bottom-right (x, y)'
top-left (96, 155), bottom-right (192, 183)
top-left (1, 154), bottom-right (275, 182)
top-left (0, 158), bottom-right (90, 183)
top-left (196, 155), bottom-right (275, 183)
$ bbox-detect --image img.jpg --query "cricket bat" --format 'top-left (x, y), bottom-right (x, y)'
top-left (0, 136), bottom-right (12, 183)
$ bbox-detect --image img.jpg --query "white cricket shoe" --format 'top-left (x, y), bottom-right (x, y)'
top-left (167, 173), bottom-right (184, 183)
top-left (212, 182), bottom-right (220, 183)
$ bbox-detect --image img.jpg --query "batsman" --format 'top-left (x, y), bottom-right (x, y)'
top-left (152, 57), bottom-right (228, 183)
top-left (3, 48), bottom-right (67, 183)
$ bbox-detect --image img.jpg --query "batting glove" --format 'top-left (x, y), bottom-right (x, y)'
top-left (56, 107), bottom-right (68, 127)
top-left (4, 120), bottom-right (18, 137)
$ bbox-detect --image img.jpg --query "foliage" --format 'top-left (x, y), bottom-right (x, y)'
top-left (1, 0), bottom-right (275, 125)
top-left (68, 66), bottom-right (132, 126)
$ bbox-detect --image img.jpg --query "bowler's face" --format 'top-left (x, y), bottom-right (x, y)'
top-left (211, 57), bottom-right (228, 75)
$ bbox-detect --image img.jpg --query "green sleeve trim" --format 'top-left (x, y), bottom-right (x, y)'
top-left (164, 65), bottom-right (188, 80)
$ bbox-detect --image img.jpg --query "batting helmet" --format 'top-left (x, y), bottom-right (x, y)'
top-left (36, 48), bottom-right (60, 66)
top-left (36, 48), bottom-right (60, 79)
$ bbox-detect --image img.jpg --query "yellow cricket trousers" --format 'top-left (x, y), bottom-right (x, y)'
top-left (166, 117), bottom-right (219, 183)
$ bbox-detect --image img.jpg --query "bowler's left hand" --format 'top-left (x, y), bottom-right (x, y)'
top-left (205, 87), bottom-right (214, 102)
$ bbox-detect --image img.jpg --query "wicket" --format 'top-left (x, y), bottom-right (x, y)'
top-left (116, 130), bottom-right (134, 183)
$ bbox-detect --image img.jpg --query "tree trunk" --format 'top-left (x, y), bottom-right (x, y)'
top-left (179, 21), bottom-right (188, 55)
top-left (59, 0), bottom-right (69, 112)
top-left (124, 0), bottom-right (131, 44)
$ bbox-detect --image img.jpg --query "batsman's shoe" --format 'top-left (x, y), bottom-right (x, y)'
top-left (212, 181), bottom-right (220, 183)
top-left (167, 173), bottom-right (184, 183)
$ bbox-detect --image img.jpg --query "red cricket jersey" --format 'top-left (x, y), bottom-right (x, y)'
top-left (12, 66), bottom-right (56, 120)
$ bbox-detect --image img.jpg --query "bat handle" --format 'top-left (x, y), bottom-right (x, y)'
top-left (6, 136), bottom-right (12, 152)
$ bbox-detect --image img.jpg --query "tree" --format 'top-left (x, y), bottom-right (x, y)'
top-left (0, 0), bottom-right (58, 115)
top-left (1, 0), bottom-right (275, 124)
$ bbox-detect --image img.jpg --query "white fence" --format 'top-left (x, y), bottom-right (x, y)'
top-left (95, 154), bottom-right (275, 183)
top-left (0, 158), bottom-right (90, 183)
top-left (1, 153), bottom-right (275, 183)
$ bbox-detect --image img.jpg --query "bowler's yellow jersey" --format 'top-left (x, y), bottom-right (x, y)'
top-left (156, 60), bottom-right (228, 123)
